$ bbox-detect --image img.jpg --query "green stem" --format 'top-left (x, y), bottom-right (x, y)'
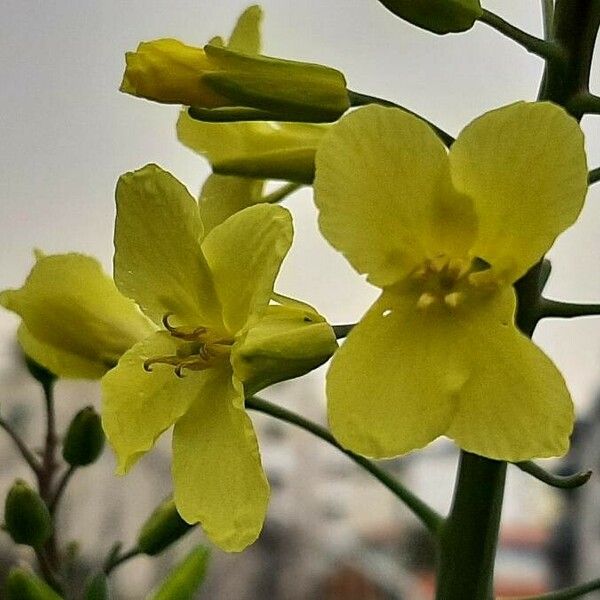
top-left (347, 90), bottom-right (455, 147)
top-left (49, 466), bottom-right (77, 516)
top-left (542, 0), bottom-right (555, 39)
top-left (567, 91), bottom-right (600, 114)
top-left (589, 167), bottom-right (600, 184)
top-left (103, 547), bottom-right (143, 575)
top-left (332, 323), bottom-right (355, 339)
top-left (246, 395), bottom-right (443, 535)
top-left (435, 453), bottom-right (507, 600)
top-left (0, 417), bottom-right (42, 475)
top-left (478, 9), bottom-right (564, 61)
top-left (514, 577), bottom-right (600, 599)
top-left (261, 182), bottom-right (303, 204)
top-left (539, 0), bottom-right (600, 119)
top-left (539, 298), bottom-right (600, 319)
top-left (515, 461), bottom-right (592, 489)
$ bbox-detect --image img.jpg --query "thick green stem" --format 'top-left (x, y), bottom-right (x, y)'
top-left (436, 453), bottom-right (506, 600)
top-left (589, 167), bottom-right (600, 185)
top-left (539, 0), bottom-right (600, 118)
top-left (246, 396), bottom-right (443, 535)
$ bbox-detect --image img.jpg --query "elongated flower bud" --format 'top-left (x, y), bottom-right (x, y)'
top-left (4, 480), bottom-right (52, 548)
top-left (5, 568), bottom-right (63, 600)
top-left (137, 498), bottom-right (193, 556)
top-left (121, 40), bottom-right (349, 122)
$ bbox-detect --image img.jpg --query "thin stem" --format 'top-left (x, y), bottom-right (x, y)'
top-left (539, 298), bottom-right (600, 319)
top-left (103, 547), bottom-right (143, 575)
top-left (347, 90), bottom-right (455, 147)
top-left (246, 395), bottom-right (443, 535)
top-left (589, 167), bottom-right (600, 185)
top-left (0, 417), bottom-right (41, 475)
top-left (49, 466), bottom-right (77, 516)
top-left (512, 577), bottom-right (600, 599)
top-left (515, 461), bottom-right (592, 489)
top-left (542, 0), bottom-right (555, 39)
top-left (478, 9), bottom-right (565, 62)
top-left (34, 548), bottom-right (63, 593)
top-left (261, 182), bottom-right (303, 205)
top-left (332, 323), bottom-right (355, 339)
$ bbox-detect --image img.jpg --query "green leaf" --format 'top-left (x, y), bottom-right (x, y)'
top-left (376, 0), bottom-right (482, 34)
top-left (147, 545), bottom-right (210, 600)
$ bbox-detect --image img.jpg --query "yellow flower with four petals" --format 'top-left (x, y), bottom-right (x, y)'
top-left (314, 101), bottom-right (588, 462)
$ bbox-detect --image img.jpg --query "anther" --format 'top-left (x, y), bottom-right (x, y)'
top-left (444, 292), bottom-right (463, 308)
top-left (417, 292), bottom-right (437, 310)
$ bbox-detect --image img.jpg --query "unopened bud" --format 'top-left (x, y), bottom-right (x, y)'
top-left (62, 407), bottom-right (105, 467)
top-left (137, 498), bottom-right (193, 556)
top-left (4, 480), bottom-right (52, 548)
top-left (5, 568), bottom-right (63, 600)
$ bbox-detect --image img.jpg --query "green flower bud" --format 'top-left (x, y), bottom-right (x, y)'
top-left (233, 295), bottom-right (338, 396)
top-left (137, 498), bottom-right (193, 556)
top-left (5, 568), bottom-right (63, 600)
top-left (377, 0), bottom-right (482, 34)
top-left (62, 407), bottom-right (105, 467)
top-left (84, 573), bottom-right (109, 600)
top-left (4, 480), bottom-right (53, 548)
top-left (149, 545), bottom-right (210, 600)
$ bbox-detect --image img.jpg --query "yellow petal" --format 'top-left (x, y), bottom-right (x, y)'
top-left (449, 102), bottom-right (588, 281)
top-left (446, 287), bottom-right (573, 461)
top-left (227, 5), bottom-right (263, 55)
top-left (172, 373), bottom-right (268, 552)
top-left (314, 105), bottom-right (451, 287)
top-left (198, 174), bottom-right (264, 234)
top-left (102, 331), bottom-right (204, 474)
top-left (201, 204), bottom-right (292, 334)
top-left (177, 110), bottom-right (324, 182)
top-left (0, 253), bottom-right (154, 378)
top-left (17, 325), bottom-right (107, 379)
top-left (327, 291), bottom-right (461, 458)
top-left (120, 39), bottom-right (228, 108)
top-left (114, 164), bottom-right (222, 329)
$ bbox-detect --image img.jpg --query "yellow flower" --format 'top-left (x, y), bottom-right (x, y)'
top-left (102, 164), bottom-right (336, 551)
top-left (314, 102), bottom-right (588, 462)
top-left (0, 253), bottom-right (154, 378)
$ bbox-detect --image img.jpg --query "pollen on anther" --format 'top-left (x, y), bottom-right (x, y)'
top-left (417, 292), bottom-right (437, 310)
top-left (444, 292), bottom-right (463, 308)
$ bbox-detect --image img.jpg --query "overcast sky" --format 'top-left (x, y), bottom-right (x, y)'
top-left (1, 1), bottom-right (599, 411)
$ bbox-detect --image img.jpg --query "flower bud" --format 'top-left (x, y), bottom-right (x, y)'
top-left (5, 568), bottom-right (63, 600)
top-left (121, 40), bottom-right (349, 122)
top-left (233, 295), bottom-right (337, 396)
top-left (137, 498), bottom-right (193, 556)
top-left (149, 545), bottom-right (210, 600)
top-left (377, 0), bottom-right (482, 34)
top-left (62, 407), bottom-right (105, 467)
top-left (177, 112), bottom-right (326, 183)
top-left (4, 480), bottom-right (52, 548)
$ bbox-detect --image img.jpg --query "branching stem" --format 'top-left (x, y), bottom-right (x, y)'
top-left (246, 395), bottom-right (444, 535)
top-left (0, 417), bottom-right (41, 475)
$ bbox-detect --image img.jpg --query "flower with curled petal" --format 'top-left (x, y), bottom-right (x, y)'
top-left (102, 164), bottom-right (336, 551)
top-left (314, 101), bottom-right (588, 462)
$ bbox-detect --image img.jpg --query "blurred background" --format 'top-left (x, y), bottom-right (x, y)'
top-left (1, 1), bottom-right (599, 598)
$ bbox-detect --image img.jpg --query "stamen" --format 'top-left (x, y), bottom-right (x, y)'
top-left (444, 292), bottom-right (463, 308)
top-left (417, 292), bottom-right (437, 310)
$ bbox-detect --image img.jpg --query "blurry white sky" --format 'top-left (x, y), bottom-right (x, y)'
top-left (0, 1), bottom-right (599, 412)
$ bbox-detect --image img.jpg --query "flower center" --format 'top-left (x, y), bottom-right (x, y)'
top-left (143, 314), bottom-right (234, 378)
top-left (410, 255), bottom-right (499, 310)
